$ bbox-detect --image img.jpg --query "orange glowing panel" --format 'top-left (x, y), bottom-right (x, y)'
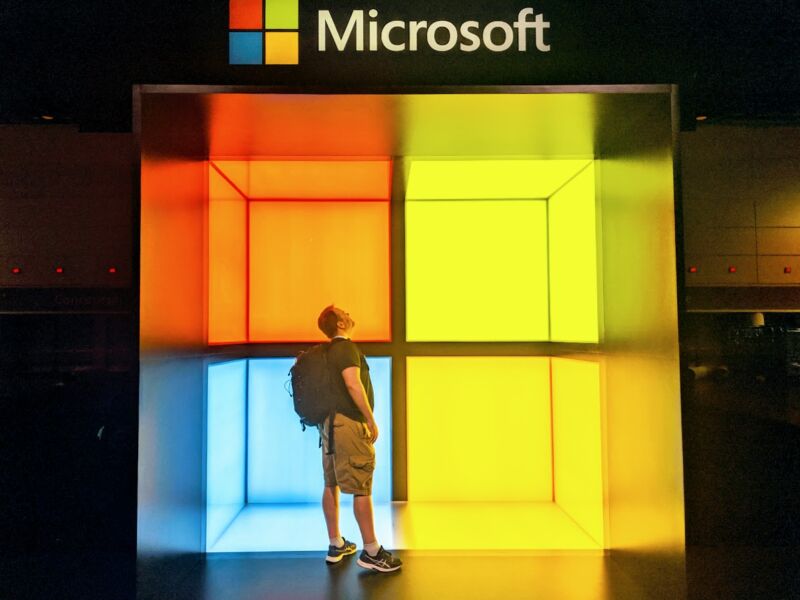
top-left (208, 166), bottom-right (248, 344)
top-left (214, 160), bottom-right (392, 200)
top-left (211, 160), bottom-right (251, 197)
top-left (140, 159), bottom-right (208, 351)
top-left (207, 95), bottom-right (396, 157)
top-left (249, 201), bottom-right (391, 342)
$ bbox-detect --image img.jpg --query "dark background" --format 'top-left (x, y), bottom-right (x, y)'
top-left (2, 0), bottom-right (800, 131)
top-left (0, 1), bottom-right (799, 596)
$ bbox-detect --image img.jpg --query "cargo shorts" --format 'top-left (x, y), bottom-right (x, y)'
top-left (320, 412), bottom-right (376, 496)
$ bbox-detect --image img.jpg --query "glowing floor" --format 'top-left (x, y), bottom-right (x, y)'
top-left (207, 502), bottom-right (602, 553)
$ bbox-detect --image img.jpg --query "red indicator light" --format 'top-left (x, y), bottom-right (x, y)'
top-left (55, 267), bottom-right (64, 274)
top-left (688, 266), bottom-right (698, 273)
top-left (728, 266), bottom-right (737, 273)
top-left (11, 267), bottom-right (21, 274)
top-left (785, 266), bottom-right (792, 274)
top-left (108, 267), bottom-right (117, 274)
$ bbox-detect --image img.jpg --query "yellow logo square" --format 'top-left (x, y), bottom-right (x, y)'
top-left (265, 31), bottom-right (299, 65)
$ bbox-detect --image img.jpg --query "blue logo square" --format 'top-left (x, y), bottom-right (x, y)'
top-left (230, 32), bottom-right (263, 65)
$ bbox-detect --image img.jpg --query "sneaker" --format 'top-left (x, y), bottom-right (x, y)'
top-left (326, 538), bottom-right (357, 563)
top-left (356, 546), bottom-right (402, 572)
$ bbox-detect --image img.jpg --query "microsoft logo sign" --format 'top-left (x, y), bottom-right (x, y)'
top-left (229, 3), bottom-right (552, 65)
top-left (229, 0), bottom-right (299, 65)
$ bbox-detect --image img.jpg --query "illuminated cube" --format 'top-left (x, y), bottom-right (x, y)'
top-left (405, 159), bottom-right (599, 342)
top-left (206, 357), bottom-right (393, 551)
top-left (208, 160), bottom-right (392, 343)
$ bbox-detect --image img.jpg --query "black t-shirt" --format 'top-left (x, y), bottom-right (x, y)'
top-left (327, 337), bottom-right (374, 422)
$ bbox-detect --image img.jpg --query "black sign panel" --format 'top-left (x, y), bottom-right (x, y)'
top-left (4, 0), bottom-right (799, 129)
top-left (191, 0), bottom-right (683, 86)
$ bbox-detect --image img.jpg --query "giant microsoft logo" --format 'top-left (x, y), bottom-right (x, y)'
top-left (229, 0), bottom-right (299, 65)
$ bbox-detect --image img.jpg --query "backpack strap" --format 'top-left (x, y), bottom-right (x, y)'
top-left (321, 342), bottom-right (337, 456)
top-left (325, 410), bottom-right (336, 456)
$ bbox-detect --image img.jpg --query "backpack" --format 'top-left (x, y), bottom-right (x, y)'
top-left (288, 343), bottom-right (338, 447)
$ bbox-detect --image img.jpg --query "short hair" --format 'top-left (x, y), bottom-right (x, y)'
top-left (317, 305), bottom-right (340, 339)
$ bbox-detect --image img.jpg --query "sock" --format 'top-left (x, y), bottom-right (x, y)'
top-left (330, 536), bottom-right (344, 548)
top-left (365, 541), bottom-right (381, 556)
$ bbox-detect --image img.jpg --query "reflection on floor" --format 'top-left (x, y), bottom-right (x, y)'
top-left (189, 554), bottom-right (642, 600)
top-left (5, 546), bottom-right (799, 599)
top-left (209, 502), bottom-right (601, 553)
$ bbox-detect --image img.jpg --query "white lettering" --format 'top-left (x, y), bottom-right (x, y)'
top-left (459, 21), bottom-right (481, 52)
top-left (513, 8), bottom-right (534, 51)
top-left (368, 9), bottom-right (379, 51)
top-left (427, 20), bottom-right (458, 52)
top-left (317, 8), bottom-right (551, 54)
top-left (533, 12), bottom-right (551, 51)
top-left (381, 20), bottom-right (406, 52)
top-left (318, 10), bottom-right (364, 51)
top-left (409, 20), bottom-right (428, 51)
top-left (483, 21), bottom-right (514, 52)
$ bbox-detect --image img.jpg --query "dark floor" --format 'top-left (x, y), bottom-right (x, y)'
top-left (2, 546), bottom-right (800, 600)
top-left (682, 375), bottom-right (800, 547)
top-left (3, 315), bottom-right (800, 599)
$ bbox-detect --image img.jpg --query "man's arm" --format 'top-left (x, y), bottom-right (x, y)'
top-left (341, 366), bottom-right (378, 444)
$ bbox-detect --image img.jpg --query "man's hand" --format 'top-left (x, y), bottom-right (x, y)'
top-left (366, 419), bottom-right (379, 444)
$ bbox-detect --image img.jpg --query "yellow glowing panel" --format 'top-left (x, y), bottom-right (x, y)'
top-left (249, 201), bottom-right (390, 342)
top-left (401, 94), bottom-right (596, 157)
top-left (548, 163), bottom-right (599, 342)
top-left (406, 357), bottom-right (552, 502)
top-left (551, 358), bottom-right (604, 545)
top-left (406, 200), bottom-right (549, 341)
top-left (208, 167), bottom-right (248, 344)
top-left (405, 159), bottom-right (592, 200)
top-left (396, 502), bottom-right (601, 550)
top-left (213, 160), bottom-right (391, 200)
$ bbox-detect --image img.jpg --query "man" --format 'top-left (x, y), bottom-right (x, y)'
top-left (316, 305), bottom-right (402, 573)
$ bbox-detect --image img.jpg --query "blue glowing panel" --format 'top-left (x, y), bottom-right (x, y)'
top-left (208, 504), bottom-right (398, 552)
top-left (206, 360), bottom-right (247, 550)
top-left (247, 357), bottom-right (392, 503)
top-left (365, 357), bottom-right (392, 503)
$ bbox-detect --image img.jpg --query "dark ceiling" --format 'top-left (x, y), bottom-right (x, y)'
top-left (1, 0), bottom-right (799, 131)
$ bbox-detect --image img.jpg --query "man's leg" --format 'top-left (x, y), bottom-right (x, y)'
top-left (323, 485), bottom-right (357, 562)
top-left (322, 485), bottom-right (340, 539)
top-left (353, 493), bottom-right (377, 546)
top-left (353, 493), bottom-right (402, 571)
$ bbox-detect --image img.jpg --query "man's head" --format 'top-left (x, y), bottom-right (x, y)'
top-left (317, 305), bottom-right (355, 339)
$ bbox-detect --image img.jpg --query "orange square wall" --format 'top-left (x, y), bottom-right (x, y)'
top-left (208, 167), bottom-right (248, 344)
top-left (248, 201), bottom-right (391, 342)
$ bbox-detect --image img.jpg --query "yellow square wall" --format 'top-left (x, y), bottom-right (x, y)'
top-left (551, 357), bottom-right (604, 545)
top-left (548, 163), bottom-right (599, 342)
top-left (405, 200), bottom-right (549, 341)
top-left (406, 357), bottom-right (553, 502)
